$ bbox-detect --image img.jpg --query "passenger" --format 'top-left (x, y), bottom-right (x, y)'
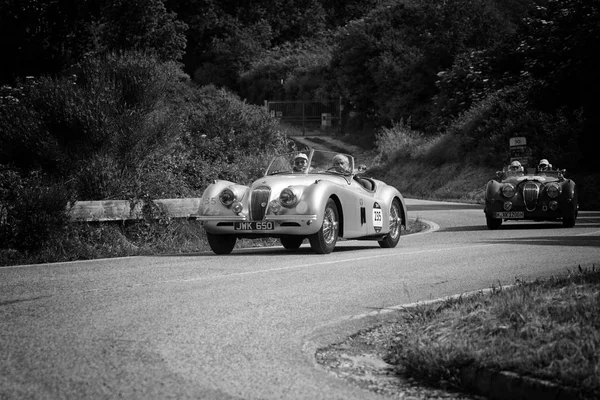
top-left (537, 159), bottom-right (552, 172)
top-left (292, 153), bottom-right (309, 173)
top-left (331, 154), bottom-right (351, 173)
top-left (508, 160), bottom-right (523, 172)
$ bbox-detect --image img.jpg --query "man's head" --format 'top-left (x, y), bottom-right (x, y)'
top-left (332, 154), bottom-right (350, 172)
top-left (293, 153), bottom-right (308, 172)
top-left (538, 159), bottom-right (550, 171)
top-left (509, 160), bottom-right (522, 171)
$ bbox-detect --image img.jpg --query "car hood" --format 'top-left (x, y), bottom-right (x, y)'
top-left (251, 174), bottom-right (349, 192)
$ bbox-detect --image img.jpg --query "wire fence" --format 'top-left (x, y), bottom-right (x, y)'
top-left (264, 99), bottom-right (342, 135)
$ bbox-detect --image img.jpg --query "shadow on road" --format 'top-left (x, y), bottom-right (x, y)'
top-left (480, 235), bottom-right (600, 248)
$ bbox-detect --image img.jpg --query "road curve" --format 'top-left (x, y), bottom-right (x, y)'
top-left (1, 199), bottom-right (599, 399)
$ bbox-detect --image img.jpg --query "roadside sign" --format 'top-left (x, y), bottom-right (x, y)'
top-left (509, 137), bottom-right (526, 146)
top-left (509, 136), bottom-right (529, 166)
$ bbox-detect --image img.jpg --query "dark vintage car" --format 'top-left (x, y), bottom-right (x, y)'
top-left (484, 166), bottom-right (578, 229)
top-left (197, 149), bottom-right (407, 254)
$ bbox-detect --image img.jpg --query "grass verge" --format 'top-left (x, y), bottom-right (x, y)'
top-left (381, 266), bottom-right (599, 399)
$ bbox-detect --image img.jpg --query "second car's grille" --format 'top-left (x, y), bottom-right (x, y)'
top-left (523, 182), bottom-right (539, 212)
top-left (251, 186), bottom-right (271, 221)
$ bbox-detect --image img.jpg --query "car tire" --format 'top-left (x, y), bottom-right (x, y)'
top-left (379, 198), bottom-right (402, 248)
top-left (280, 236), bottom-right (304, 250)
top-left (309, 198), bottom-right (339, 254)
top-left (486, 215), bottom-right (502, 230)
top-left (562, 210), bottom-right (577, 228)
top-left (206, 232), bottom-right (236, 255)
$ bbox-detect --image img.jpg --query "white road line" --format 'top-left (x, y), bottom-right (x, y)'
top-left (576, 230), bottom-right (600, 236)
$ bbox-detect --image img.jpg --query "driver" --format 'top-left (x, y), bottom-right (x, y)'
top-left (292, 153), bottom-right (309, 173)
top-left (538, 159), bottom-right (552, 172)
top-left (508, 160), bottom-right (523, 172)
top-left (331, 154), bottom-right (351, 173)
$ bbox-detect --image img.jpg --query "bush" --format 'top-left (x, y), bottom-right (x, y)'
top-left (180, 85), bottom-right (287, 188)
top-left (375, 119), bottom-right (433, 163)
top-left (0, 169), bottom-right (73, 252)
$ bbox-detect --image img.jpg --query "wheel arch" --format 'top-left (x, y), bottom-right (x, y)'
top-left (393, 195), bottom-right (407, 228)
top-left (329, 194), bottom-right (344, 237)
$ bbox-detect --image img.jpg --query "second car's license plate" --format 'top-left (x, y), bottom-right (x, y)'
top-left (234, 221), bottom-right (274, 230)
top-left (494, 211), bottom-right (524, 218)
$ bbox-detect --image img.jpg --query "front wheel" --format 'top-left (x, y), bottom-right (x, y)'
top-left (280, 236), bottom-right (304, 250)
top-left (379, 199), bottom-right (402, 248)
top-left (486, 215), bottom-right (502, 230)
top-left (562, 209), bottom-right (577, 228)
top-left (206, 232), bottom-right (236, 255)
top-left (309, 198), bottom-right (339, 254)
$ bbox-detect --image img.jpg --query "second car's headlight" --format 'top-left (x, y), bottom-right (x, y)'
top-left (279, 187), bottom-right (299, 208)
top-left (219, 188), bottom-right (237, 207)
top-left (546, 183), bottom-right (561, 198)
top-left (501, 184), bottom-right (516, 198)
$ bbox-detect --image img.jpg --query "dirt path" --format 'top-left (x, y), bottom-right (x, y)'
top-left (290, 135), bottom-right (376, 165)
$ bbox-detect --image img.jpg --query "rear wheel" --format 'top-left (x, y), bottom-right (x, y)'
top-left (379, 199), bottom-right (402, 248)
top-left (280, 236), bottom-right (304, 250)
top-left (486, 215), bottom-right (502, 230)
top-left (309, 198), bottom-right (339, 254)
top-left (206, 232), bottom-right (236, 255)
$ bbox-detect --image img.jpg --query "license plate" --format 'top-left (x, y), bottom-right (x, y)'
top-left (494, 211), bottom-right (524, 219)
top-left (234, 221), bottom-right (274, 230)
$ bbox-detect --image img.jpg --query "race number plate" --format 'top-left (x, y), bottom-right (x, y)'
top-left (494, 211), bottom-right (524, 219)
top-left (234, 221), bottom-right (274, 230)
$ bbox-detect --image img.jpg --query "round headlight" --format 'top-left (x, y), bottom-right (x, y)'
top-left (501, 184), bottom-right (515, 198)
top-left (547, 183), bottom-right (560, 198)
top-left (279, 187), bottom-right (298, 208)
top-left (219, 188), bottom-right (236, 206)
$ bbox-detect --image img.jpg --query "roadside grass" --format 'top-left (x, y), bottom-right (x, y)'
top-left (383, 266), bottom-right (600, 399)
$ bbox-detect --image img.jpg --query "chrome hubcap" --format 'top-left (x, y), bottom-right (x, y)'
top-left (389, 203), bottom-right (400, 239)
top-left (322, 207), bottom-right (338, 244)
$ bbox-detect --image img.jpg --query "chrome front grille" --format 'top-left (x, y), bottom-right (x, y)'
top-left (250, 186), bottom-right (271, 221)
top-left (523, 182), bottom-right (539, 212)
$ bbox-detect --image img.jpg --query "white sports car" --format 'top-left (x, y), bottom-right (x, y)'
top-left (197, 149), bottom-right (407, 254)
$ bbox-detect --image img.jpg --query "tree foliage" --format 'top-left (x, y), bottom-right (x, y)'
top-left (329, 0), bottom-right (518, 131)
top-left (0, 0), bottom-right (187, 84)
top-left (97, 0), bottom-right (188, 61)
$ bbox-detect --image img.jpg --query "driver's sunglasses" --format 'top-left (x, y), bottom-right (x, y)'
top-left (295, 159), bottom-right (307, 165)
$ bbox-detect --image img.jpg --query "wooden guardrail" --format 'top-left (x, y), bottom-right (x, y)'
top-left (69, 198), bottom-right (202, 222)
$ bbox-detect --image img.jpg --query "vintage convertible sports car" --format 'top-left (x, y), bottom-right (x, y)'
top-left (197, 149), bottom-right (407, 254)
top-left (484, 166), bottom-right (578, 229)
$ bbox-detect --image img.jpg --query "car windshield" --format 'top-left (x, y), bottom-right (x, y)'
top-left (534, 169), bottom-right (562, 178)
top-left (265, 150), bottom-right (355, 176)
top-left (503, 170), bottom-right (524, 178)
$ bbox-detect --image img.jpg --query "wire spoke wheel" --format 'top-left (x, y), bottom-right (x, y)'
top-left (379, 199), bottom-right (401, 248)
top-left (309, 198), bottom-right (339, 254)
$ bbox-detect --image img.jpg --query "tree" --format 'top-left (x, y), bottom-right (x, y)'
top-left (329, 0), bottom-right (520, 132)
top-left (98, 0), bottom-right (187, 61)
top-left (0, 0), bottom-right (99, 83)
top-left (518, 0), bottom-right (600, 170)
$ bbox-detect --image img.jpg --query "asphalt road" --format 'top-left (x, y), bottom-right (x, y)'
top-left (1, 199), bottom-right (599, 399)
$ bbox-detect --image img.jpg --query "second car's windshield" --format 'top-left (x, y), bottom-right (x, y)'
top-left (265, 150), bottom-right (355, 176)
